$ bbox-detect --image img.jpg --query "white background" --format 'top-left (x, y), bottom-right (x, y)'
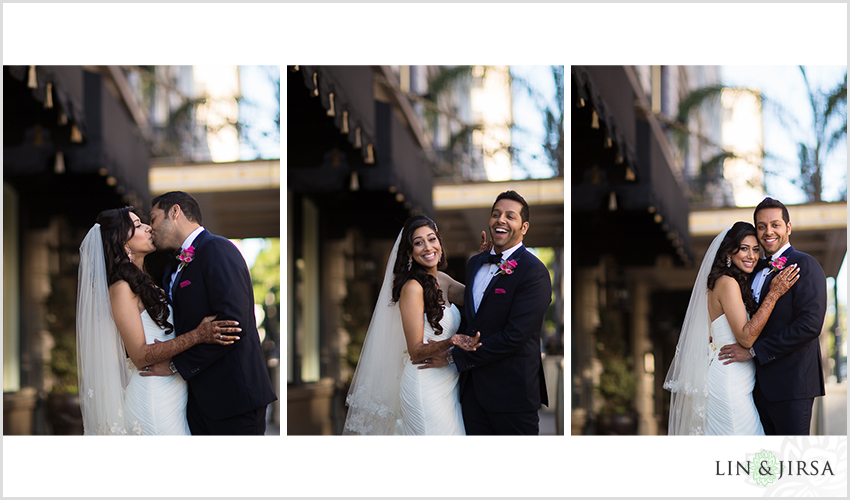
top-left (2, 2), bottom-right (847, 498)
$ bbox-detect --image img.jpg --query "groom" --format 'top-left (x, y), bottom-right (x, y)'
top-left (720, 197), bottom-right (826, 435)
top-left (421, 190), bottom-right (552, 434)
top-left (143, 191), bottom-right (277, 434)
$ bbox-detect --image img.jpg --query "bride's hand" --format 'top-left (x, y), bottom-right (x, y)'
top-left (451, 331), bottom-right (482, 351)
top-left (195, 315), bottom-right (242, 345)
top-left (769, 264), bottom-right (800, 296)
top-left (479, 231), bottom-right (493, 254)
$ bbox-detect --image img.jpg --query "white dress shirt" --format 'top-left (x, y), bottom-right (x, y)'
top-left (751, 242), bottom-right (791, 303)
top-left (472, 241), bottom-right (523, 313)
top-left (169, 226), bottom-right (206, 300)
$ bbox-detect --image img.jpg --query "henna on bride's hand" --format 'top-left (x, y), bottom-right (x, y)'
top-left (451, 331), bottom-right (482, 351)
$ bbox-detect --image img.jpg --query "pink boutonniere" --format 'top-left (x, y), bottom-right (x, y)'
top-left (768, 256), bottom-right (787, 274)
top-left (497, 260), bottom-right (517, 276)
top-left (178, 246), bottom-right (195, 266)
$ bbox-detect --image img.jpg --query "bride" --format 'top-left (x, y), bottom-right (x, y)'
top-left (76, 207), bottom-right (241, 435)
top-left (665, 222), bottom-right (799, 435)
top-left (343, 215), bottom-right (481, 435)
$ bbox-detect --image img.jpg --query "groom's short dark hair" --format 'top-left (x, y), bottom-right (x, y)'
top-left (152, 191), bottom-right (203, 225)
top-left (492, 190), bottom-right (530, 224)
top-left (754, 197), bottom-right (790, 225)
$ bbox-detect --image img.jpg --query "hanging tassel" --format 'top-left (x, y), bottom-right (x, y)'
top-left (326, 92), bottom-right (335, 116)
top-left (354, 128), bottom-right (362, 148)
top-left (341, 111), bottom-right (349, 134)
top-left (45, 83), bottom-right (53, 108)
top-left (54, 152), bottom-right (65, 174)
top-left (58, 112), bottom-right (68, 126)
top-left (590, 110), bottom-right (599, 129)
top-left (28, 66), bottom-right (37, 88)
top-left (364, 144), bottom-right (374, 164)
top-left (349, 171), bottom-right (360, 191)
top-left (608, 192), bottom-right (617, 211)
top-left (312, 73), bottom-right (319, 96)
top-left (70, 124), bottom-right (83, 143)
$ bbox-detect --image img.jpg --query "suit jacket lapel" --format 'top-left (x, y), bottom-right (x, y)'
top-left (760, 246), bottom-right (794, 302)
top-left (478, 246), bottom-right (526, 312)
top-left (170, 229), bottom-right (210, 299)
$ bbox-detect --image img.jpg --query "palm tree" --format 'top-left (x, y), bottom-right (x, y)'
top-left (420, 65), bottom-right (564, 179)
top-left (675, 66), bottom-right (847, 204)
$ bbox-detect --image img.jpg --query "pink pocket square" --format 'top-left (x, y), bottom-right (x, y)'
top-left (179, 280), bottom-right (191, 288)
top-left (495, 288), bottom-right (506, 294)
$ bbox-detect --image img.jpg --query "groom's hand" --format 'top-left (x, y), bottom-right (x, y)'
top-left (719, 343), bottom-right (752, 364)
top-left (414, 350), bottom-right (450, 370)
top-left (139, 358), bottom-right (175, 377)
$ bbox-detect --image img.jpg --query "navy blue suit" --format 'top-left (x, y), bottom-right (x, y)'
top-left (751, 246), bottom-right (826, 435)
top-left (165, 230), bottom-right (277, 435)
top-left (452, 245), bottom-right (551, 434)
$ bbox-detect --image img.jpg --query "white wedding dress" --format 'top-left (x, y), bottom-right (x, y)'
top-left (705, 314), bottom-right (764, 435)
top-left (123, 308), bottom-right (191, 435)
top-left (399, 303), bottom-right (465, 435)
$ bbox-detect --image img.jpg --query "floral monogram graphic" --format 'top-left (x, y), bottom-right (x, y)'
top-left (768, 256), bottom-right (787, 274)
top-left (178, 246), bottom-right (196, 265)
top-left (497, 260), bottom-right (518, 276)
top-left (750, 449), bottom-right (780, 486)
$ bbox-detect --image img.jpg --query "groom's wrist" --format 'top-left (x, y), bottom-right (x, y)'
top-left (748, 347), bottom-right (756, 358)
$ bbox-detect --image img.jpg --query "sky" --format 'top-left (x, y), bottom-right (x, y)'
top-left (238, 65), bottom-right (280, 161)
top-left (721, 65), bottom-right (848, 304)
top-left (510, 65), bottom-right (561, 179)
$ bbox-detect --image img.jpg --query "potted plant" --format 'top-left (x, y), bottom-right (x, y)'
top-left (594, 306), bottom-right (638, 435)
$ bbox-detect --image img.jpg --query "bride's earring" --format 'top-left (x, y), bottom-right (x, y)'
top-left (726, 256), bottom-right (731, 268)
top-left (407, 256), bottom-right (412, 271)
top-left (125, 246), bottom-right (133, 263)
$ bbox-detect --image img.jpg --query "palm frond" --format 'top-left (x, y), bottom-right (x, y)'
top-left (427, 66), bottom-right (474, 99)
top-left (825, 73), bottom-right (847, 119)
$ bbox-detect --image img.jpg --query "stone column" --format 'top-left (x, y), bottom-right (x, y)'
top-left (631, 277), bottom-right (657, 435)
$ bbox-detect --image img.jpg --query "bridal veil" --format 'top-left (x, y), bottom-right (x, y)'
top-left (664, 227), bottom-right (729, 435)
top-left (343, 231), bottom-right (406, 435)
top-left (76, 223), bottom-right (132, 434)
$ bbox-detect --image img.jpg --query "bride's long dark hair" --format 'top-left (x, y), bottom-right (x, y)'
top-left (97, 207), bottom-right (173, 335)
top-left (391, 215), bottom-right (447, 335)
top-left (706, 221), bottom-right (759, 316)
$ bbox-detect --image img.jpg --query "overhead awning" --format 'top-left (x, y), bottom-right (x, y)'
top-left (288, 65), bottom-right (434, 238)
top-left (4, 66), bottom-right (151, 228)
top-left (4, 65), bottom-right (87, 149)
top-left (572, 66), bottom-right (691, 267)
top-left (294, 65), bottom-right (375, 165)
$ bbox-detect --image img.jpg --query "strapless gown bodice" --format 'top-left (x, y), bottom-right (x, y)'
top-left (399, 303), bottom-right (465, 435)
top-left (123, 308), bottom-right (190, 435)
top-left (705, 314), bottom-right (764, 435)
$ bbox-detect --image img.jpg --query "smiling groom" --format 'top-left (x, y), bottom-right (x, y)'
top-left (421, 190), bottom-right (552, 434)
top-left (720, 197), bottom-right (826, 435)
